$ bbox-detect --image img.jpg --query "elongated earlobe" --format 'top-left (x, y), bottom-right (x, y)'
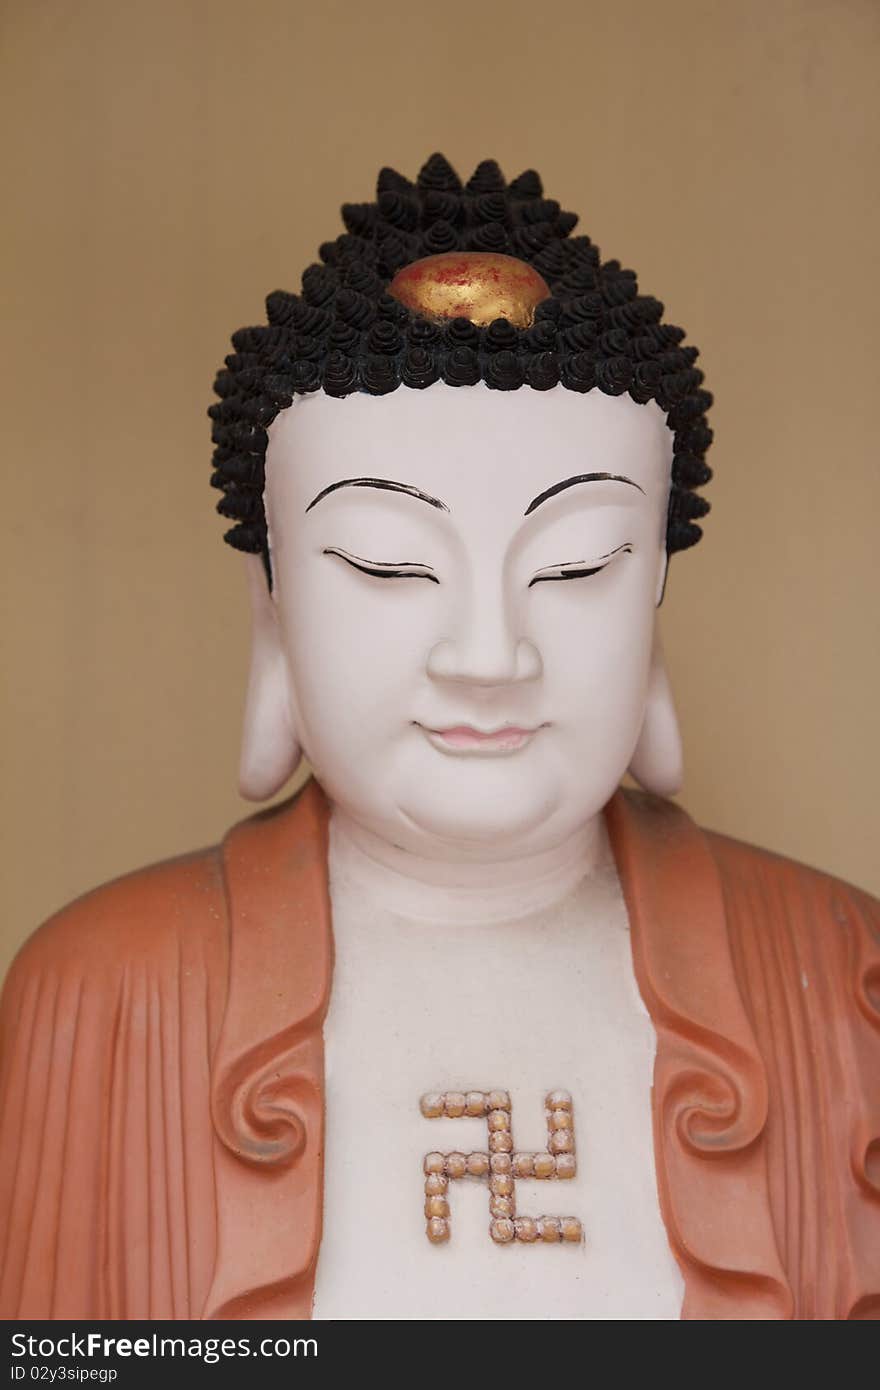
top-left (238, 554), bottom-right (302, 801)
top-left (627, 620), bottom-right (683, 798)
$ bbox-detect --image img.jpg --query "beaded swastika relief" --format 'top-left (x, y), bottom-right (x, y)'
top-left (420, 1089), bottom-right (583, 1246)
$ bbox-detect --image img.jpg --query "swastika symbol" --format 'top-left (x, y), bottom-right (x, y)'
top-left (420, 1088), bottom-right (583, 1246)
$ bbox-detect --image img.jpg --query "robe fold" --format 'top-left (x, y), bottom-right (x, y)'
top-left (1, 779), bottom-right (878, 1320)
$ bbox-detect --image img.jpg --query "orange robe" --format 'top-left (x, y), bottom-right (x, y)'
top-left (1, 779), bottom-right (878, 1320)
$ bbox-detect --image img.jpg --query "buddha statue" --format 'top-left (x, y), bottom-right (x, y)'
top-left (1, 154), bottom-right (877, 1322)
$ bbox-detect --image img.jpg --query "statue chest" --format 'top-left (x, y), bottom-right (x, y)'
top-left (310, 860), bottom-right (684, 1319)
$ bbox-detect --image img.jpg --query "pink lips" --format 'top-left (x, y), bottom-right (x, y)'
top-left (421, 723), bottom-right (540, 754)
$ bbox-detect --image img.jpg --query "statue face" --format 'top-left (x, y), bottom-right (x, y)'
top-left (264, 382), bottom-right (672, 857)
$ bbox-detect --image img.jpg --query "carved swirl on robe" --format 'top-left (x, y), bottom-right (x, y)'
top-left (211, 1029), bottom-right (321, 1168)
top-left (664, 1045), bottom-right (768, 1158)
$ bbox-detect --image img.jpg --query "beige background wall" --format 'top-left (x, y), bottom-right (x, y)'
top-left (2, 0), bottom-right (878, 979)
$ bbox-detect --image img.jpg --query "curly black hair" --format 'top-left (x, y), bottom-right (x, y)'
top-left (209, 154), bottom-right (712, 581)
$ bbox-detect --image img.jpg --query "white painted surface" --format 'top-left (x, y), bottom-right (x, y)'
top-left (245, 384), bottom-right (682, 816)
top-left (311, 803), bottom-right (685, 1321)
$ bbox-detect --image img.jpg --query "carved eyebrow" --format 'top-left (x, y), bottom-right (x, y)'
top-left (305, 477), bottom-right (450, 514)
top-left (524, 472), bottom-right (645, 516)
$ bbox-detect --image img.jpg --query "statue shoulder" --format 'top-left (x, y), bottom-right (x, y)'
top-left (2, 841), bottom-right (229, 1000)
top-left (2, 783), bottom-right (323, 1010)
top-left (701, 822), bottom-right (879, 925)
top-left (699, 821), bottom-right (879, 1045)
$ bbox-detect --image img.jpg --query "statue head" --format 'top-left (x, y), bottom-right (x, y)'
top-left (209, 155), bottom-right (713, 859)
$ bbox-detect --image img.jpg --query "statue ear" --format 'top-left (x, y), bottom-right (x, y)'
top-left (627, 615), bottom-right (684, 799)
top-left (238, 553), bottom-right (303, 801)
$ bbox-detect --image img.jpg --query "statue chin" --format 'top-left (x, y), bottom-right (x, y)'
top-left (396, 788), bottom-right (560, 855)
top-left (315, 759), bottom-right (566, 861)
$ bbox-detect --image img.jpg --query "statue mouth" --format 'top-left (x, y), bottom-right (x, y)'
top-left (417, 723), bottom-right (544, 755)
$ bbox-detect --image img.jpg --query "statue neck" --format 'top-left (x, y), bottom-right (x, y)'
top-left (326, 802), bottom-right (605, 925)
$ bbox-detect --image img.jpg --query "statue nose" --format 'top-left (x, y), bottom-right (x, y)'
top-left (426, 632), bottom-right (543, 686)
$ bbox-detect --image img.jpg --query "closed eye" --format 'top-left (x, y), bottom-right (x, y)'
top-left (323, 546), bottom-right (439, 583)
top-left (529, 543), bottom-right (632, 588)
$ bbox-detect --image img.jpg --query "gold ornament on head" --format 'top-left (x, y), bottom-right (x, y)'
top-left (388, 251), bottom-right (551, 329)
